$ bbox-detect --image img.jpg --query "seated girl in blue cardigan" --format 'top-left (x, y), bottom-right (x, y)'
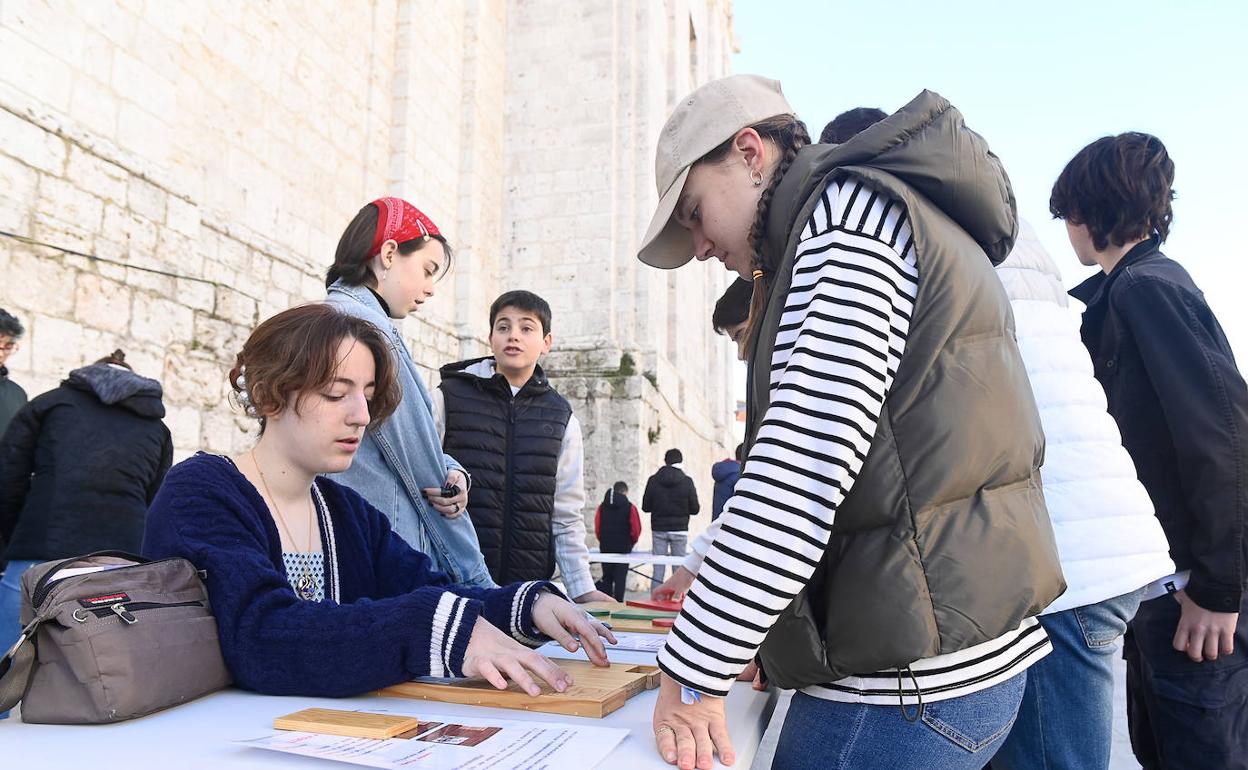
top-left (143, 304), bottom-right (614, 697)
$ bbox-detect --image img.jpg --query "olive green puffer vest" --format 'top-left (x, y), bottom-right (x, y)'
top-left (750, 91), bottom-right (1065, 688)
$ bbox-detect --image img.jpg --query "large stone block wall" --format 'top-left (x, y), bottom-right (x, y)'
top-left (0, 0), bottom-right (506, 461)
top-left (0, 0), bottom-right (739, 562)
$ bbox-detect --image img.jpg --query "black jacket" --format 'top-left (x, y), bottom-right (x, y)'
top-left (642, 464), bottom-right (699, 532)
top-left (597, 491), bottom-right (635, 553)
top-left (0, 366), bottom-right (26, 438)
top-left (439, 357), bottom-right (571, 584)
top-left (1072, 238), bottom-right (1248, 612)
top-left (0, 364), bottom-right (173, 561)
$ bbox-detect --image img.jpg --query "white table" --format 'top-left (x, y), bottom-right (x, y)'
top-left (587, 550), bottom-right (685, 566)
top-left (1, 644), bottom-right (778, 769)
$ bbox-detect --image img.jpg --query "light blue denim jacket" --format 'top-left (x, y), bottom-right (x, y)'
top-left (325, 280), bottom-right (494, 587)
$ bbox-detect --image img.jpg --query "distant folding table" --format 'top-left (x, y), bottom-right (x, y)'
top-left (587, 549), bottom-right (686, 586)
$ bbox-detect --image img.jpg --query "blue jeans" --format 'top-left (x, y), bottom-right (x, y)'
top-left (774, 671), bottom-right (1026, 769)
top-left (0, 559), bottom-right (39, 720)
top-left (992, 587), bottom-right (1144, 770)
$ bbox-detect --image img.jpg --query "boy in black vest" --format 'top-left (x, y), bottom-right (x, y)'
top-left (1058, 133), bottom-right (1248, 768)
top-left (594, 481), bottom-right (641, 601)
top-left (432, 290), bottom-right (610, 603)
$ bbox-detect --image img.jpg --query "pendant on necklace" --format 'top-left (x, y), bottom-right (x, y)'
top-left (296, 572), bottom-right (316, 601)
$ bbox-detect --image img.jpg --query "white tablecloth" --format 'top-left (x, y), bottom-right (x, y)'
top-left (588, 549), bottom-right (686, 566)
top-left (1, 644), bottom-right (777, 769)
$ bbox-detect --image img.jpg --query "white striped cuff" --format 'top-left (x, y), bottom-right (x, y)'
top-left (509, 581), bottom-right (548, 647)
top-left (429, 591), bottom-right (461, 678)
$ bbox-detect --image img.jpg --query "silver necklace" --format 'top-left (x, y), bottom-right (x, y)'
top-left (252, 450), bottom-right (318, 601)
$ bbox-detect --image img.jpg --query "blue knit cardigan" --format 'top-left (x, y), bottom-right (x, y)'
top-left (143, 453), bottom-right (551, 697)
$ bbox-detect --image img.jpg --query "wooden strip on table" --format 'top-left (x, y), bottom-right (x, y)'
top-left (274, 707), bottom-right (421, 739)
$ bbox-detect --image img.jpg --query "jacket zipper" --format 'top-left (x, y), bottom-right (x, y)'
top-left (500, 393), bottom-right (516, 583)
top-left (73, 600), bottom-right (205, 625)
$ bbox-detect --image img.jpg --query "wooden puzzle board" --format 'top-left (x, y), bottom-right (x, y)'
top-left (378, 659), bottom-right (661, 718)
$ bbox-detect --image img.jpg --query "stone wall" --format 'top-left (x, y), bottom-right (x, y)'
top-left (0, 0), bottom-right (739, 569)
top-left (503, 0), bottom-right (739, 550)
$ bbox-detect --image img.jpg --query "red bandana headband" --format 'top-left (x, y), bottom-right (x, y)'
top-left (368, 197), bottom-right (441, 258)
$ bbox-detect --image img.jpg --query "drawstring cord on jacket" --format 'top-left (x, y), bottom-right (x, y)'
top-left (896, 665), bottom-right (925, 722)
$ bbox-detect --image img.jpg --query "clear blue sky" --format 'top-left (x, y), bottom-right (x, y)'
top-left (732, 0), bottom-right (1248, 357)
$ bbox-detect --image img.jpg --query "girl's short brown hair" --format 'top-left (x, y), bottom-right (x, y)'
top-left (229, 304), bottom-right (400, 432)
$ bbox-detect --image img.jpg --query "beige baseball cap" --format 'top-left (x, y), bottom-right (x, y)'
top-left (637, 74), bottom-right (794, 269)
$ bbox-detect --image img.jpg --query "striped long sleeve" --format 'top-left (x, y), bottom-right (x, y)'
top-left (657, 179), bottom-right (919, 696)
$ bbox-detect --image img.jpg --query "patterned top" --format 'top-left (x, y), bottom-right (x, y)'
top-left (282, 551), bottom-right (326, 602)
top-left (658, 179), bottom-right (1050, 703)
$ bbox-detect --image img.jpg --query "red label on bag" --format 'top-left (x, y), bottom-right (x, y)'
top-left (78, 593), bottom-right (130, 607)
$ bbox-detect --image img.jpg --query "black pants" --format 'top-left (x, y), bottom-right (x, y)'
top-left (1125, 593), bottom-right (1248, 769)
top-left (599, 562), bottom-right (628, 602)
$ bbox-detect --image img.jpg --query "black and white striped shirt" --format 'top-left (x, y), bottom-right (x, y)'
top-left (657, 179), bottom-right (1050, 703)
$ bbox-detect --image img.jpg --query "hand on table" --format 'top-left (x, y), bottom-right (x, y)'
top-left (652, 673), bottom-right (734, 770)
top-left (461, 617), bottom-right (571, 697)
top-left (423, 469), bottom-right (469, 518)
top-left (574, 589), bottom-right (615, 604)
top-left (532, 591), bottom-right (617, 666)
top-left (653, 566), bottom-right (696, 602)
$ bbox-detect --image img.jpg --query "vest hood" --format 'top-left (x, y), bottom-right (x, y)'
top-left (765, 90), bottom-right (1017, 273)
top-left (64, 363), bottom-right (166, 418)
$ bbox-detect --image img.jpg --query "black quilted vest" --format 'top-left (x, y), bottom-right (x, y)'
top-left (439, 358), bottom-right (572, 583)
top-left (597, 492), bottom-right (634, 554)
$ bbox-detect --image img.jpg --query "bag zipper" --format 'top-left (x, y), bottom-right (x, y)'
top-left (32, 556), bottom-right (186, 609)
top-left (70, 600), bottom-right (204, 625)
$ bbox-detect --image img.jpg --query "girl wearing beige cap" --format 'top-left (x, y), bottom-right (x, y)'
top-left (638, 75), bottom-right (1063, 770)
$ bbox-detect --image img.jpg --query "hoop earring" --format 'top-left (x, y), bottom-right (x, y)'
top-left (750, 169), bottom-right (763, 186)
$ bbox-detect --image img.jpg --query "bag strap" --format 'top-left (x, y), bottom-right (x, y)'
top-left (0, 616), bottom-right (45, 713)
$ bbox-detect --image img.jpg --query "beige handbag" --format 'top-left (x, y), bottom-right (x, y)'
top-left (0, 551), bottom-right (231, 723)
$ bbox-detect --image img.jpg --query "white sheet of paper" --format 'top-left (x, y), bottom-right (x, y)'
top-left (47, 564), bottom-right (129, 583)
top-left (238, 708), bottom-right (628, 770)
top-left (595, 632), bottom-right (668, 654)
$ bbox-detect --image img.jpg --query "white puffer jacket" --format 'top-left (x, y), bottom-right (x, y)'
top-left (998, 222), bottom-right (1173, 614)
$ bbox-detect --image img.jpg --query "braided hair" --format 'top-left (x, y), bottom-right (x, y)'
top-left (697, 115), bottom-right (811, 357)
